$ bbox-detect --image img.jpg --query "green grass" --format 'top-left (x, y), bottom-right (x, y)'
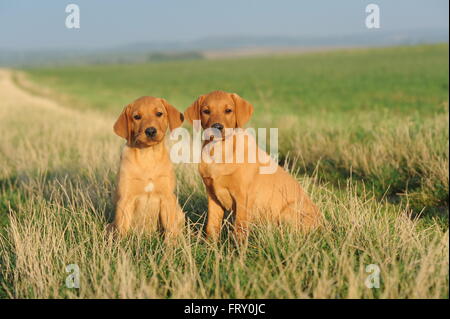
top-left (24, 45), bottom-right (448, 117)
top-left (0, 44), bottom-right (448, 298)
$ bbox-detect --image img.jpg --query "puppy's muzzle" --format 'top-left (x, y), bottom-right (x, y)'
top-left (145, 127), bottom-right (157, 138)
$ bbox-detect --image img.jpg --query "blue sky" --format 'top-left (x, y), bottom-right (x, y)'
top-left (0, 0), bottom-right (448, 50)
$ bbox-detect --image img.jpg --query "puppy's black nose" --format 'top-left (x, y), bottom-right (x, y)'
top-left (211, 123), bottom-right (224, 131)
top-left (145, 127), bottom-right (157, 137)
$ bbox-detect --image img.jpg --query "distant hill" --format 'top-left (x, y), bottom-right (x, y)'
top-left (119, 28), bottom-right (449, 52)
top-left (0, 28), bottom-right (447, 67)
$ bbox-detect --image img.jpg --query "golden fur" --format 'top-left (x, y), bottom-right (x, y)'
top-left (185, 90), bottom-right (321, 240)
top-left (111, 96), bottom-right (184, 238)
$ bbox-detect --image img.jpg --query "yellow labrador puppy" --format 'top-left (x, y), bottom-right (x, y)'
top-left (112, 96), bottom-right (184, 238)
top-left (185, 90), bottom-right (321, 240)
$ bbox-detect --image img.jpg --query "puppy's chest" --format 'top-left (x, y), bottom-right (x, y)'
top-left (142, 178), bottom-right (156, 193)
top-left (120, 166), bottom-right (171, 196)
top-left (139, 173), bottom-right (170, 195)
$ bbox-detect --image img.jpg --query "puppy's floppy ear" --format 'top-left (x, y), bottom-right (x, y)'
top-left (184, 94), bottom-right (205, 124)
top-left (231, 93), bottom-right (254, 128)
top-left (113, 104), bottom-right (133, 143)
top-left (161, 98), bottom-right (184, 131)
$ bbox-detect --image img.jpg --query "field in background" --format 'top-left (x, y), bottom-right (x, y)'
top-left (0, 44), bottom-right (448, 298)
top-left (20, 44), bottom-right (449, 216)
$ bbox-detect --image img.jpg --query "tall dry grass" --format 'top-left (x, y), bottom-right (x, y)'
top-left (275, 108), bottom-right (449, 212)
top-left (0, 69), bottom-right (448, 298)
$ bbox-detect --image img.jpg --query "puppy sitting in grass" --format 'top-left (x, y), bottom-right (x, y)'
top-left (111, 96), bottom-right (185, 238)
top-left (184, 90), bottom-right (321, 240)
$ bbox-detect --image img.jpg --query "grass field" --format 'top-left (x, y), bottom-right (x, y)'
top-left (0, 44), bottom-right (448, 298)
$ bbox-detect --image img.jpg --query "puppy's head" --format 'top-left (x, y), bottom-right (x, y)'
top-left (184, 90), bottom-right (254, 135)
top-left (113, 96), bottom-right (184, 147)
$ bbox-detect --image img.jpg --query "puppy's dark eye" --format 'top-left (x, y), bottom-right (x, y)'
top-left (133, 114), bottom-right (141, 120)
top-left (202, 109), bottom-right (211, 115)
top-left (156, 112), bottom-right (163, 117)
top-left (225, 108), bottom-right (232, 113)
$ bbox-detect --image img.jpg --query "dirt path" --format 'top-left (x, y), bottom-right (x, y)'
top-left (0, 67), bottom-right (114, 131)
top-left (0, 68), bottom-right (81, 116)
top-left (0, 68), bottom-right (118, 178)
